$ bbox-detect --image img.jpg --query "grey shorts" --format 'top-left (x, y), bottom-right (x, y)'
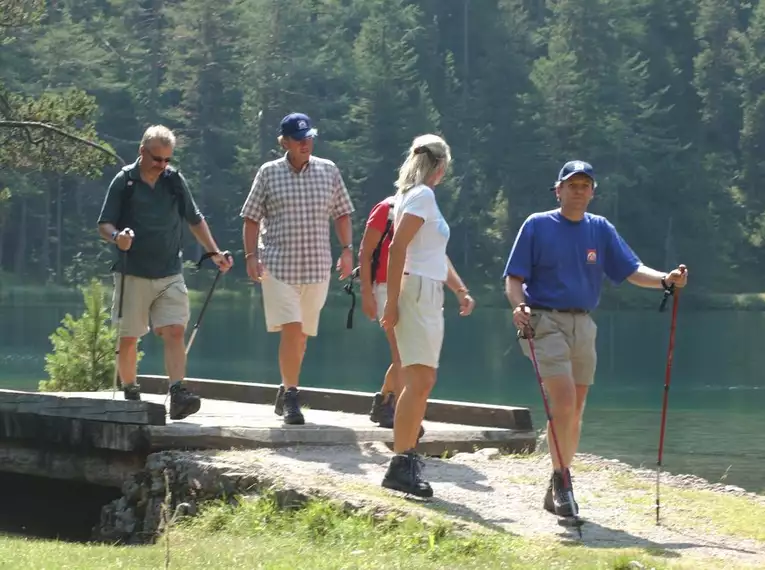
top-left (518, 309), bottom-right (597, 386)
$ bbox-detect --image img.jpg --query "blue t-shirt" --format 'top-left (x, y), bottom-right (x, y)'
top-left (502, 209), bottom-right (641, 311)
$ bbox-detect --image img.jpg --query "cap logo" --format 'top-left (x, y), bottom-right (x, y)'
top-left (297, 120), bottom-right (308, 130)
top-left (573, 161), bottom-right (585, 171)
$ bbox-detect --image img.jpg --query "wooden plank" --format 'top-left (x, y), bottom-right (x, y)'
top-left (0, 389), bottom-right (166, 426)
top-left (136, 375), bottom-right (532, 431)
top-left (0, 411), bottom-right (153, 452)
top-left (148, 423), bottom-right (537, 456)
top-left (0, 440), bottom-right (145, 488)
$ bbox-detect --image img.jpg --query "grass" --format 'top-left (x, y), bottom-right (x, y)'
top-left (0, 495), bottom-right (758, 570)
top-left (612, 473), bottom-right (765, 543)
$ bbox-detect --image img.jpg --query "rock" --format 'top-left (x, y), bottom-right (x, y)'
top-left (476, 447), bottom-right (501, 459)
top-left (92, 450), bottom-right (264, 545)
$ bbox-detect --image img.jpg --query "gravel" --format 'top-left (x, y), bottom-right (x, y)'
top-left (96, 444), bottom-right (765, 568)
top-left (242, 444), bottom-right (765, 568)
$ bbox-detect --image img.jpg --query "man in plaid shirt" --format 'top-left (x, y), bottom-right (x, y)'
top-left (241, 112), bottom-right (355, 425)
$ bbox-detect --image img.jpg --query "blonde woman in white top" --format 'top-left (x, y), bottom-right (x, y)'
top-left (380, 134), bottom-right (475, 497)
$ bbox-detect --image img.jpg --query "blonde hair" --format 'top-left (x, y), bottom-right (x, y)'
top-left (394, 134), bottom-right (452, 194)
top-left (140, 125), bottom-right (176, 149)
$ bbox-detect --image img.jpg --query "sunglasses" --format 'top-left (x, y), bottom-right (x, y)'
top-left (147, 151), bottom-right (172, 164)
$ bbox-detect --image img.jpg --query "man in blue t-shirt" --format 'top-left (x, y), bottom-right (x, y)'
top-left (502, 160), bottom-right (688, 518)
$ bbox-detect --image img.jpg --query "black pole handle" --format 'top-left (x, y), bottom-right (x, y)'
top-left (659, 284), bottom-right (675, 313)
top-left (343, 275), bottom-right (356, 329)
top-left (196, 250), bottom-right (233, 270)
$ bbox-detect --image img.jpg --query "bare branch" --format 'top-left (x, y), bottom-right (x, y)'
top-left (0, 120), bottom-right (126, 165)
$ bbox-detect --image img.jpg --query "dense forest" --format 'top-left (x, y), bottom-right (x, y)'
top-left (1, 0), bottom-right (764, 295)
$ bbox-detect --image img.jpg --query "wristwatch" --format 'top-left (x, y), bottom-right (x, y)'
top-left (342, 244), bottom-right (353, 252)
top-left (111, 230), bottom-right (118, 242)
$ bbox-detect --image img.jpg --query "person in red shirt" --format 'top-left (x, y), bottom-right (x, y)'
top-left (359, 196), bottom-right (401, 428)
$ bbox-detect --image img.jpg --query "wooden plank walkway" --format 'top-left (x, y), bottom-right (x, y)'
top-left (70, 391), bottom-right (537, 455)
top-left (0, 383), bottom-right (536, 486)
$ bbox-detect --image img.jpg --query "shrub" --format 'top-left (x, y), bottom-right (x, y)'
top-left (40, 278), bottom-right (142, 391)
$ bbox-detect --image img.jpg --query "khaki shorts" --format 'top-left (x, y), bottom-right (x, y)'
top-left (394, 274), bottom-right (444, 369)
top-left (112, 273), bottom-right (190, 338)
top-left (260, 269), bottom-right (330, 337)
top-left (373, 283), bottom-right (388, 321)
top-left (518, 309), bottom-right (597, 386)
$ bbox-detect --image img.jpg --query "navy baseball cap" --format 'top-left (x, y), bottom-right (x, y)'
top-left (280, 112), bottom-right (318, 140)
top-left (551, 160), bottom-right (596, 190)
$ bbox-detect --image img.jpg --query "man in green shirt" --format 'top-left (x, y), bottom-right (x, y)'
top-left (97, 125), bottom-right (232, 420)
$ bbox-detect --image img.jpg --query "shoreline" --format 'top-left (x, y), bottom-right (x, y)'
top-left (4, 278), bottom-right (765, 311)
top-left (92, 444), bottom-right (764, 568)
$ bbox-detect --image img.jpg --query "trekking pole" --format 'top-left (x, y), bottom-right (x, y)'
top-left (111, 234), bottom-right (132, 398)
top-left (185, 250), bottom-right (232, 355)
top-left (655, 268), bottom-right (685, 525)
top-left (519, 322), bottom-right (584, 538)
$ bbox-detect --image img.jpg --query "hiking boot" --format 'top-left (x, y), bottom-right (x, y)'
top-left (282, 387), bottom-right (305, 425)
top-left (544, 470), bottom-right (578, 517)
top-left (168, 382), bottom-right (201, 420)
top-left (369, 392), bottom-right (395, 429)
top-left (382, 451), bottom-right (433, 498)
top-left (123, 383), bottom-right (141, 401)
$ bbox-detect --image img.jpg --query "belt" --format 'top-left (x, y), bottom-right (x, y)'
top-left (529, 305), bottom-right (589, 315)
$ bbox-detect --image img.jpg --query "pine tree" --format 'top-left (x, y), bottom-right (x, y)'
top-left (40, 279), bottom-right (142, 392)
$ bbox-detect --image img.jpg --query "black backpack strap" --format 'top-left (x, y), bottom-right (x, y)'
top-left (164, 167), bottom-right (186, 220)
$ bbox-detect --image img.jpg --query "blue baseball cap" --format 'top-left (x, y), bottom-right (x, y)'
top-left (280, 112), bottom-right (318, 140)
top-left (551, 160), bottom-right (596, 190)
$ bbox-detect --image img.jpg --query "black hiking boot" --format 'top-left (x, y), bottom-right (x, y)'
top-left (369, 392), bottom-right (396, 429)
top-left (543, 470), bottom-right (578, 517)
top-left (382, 451), bottom-right (433, 498)
top-left (281, 387), bottom-right (305, 425)
top-left (123, 383), bottom-right (141, 401)
top-left (168, 382), bottom-right (201, 420)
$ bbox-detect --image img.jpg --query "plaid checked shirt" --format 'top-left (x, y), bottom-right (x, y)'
top-left (240, 154), bottom-right (355, 284)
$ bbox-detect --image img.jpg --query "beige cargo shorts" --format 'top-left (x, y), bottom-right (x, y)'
top-left (518, 309), bottom-right (598, 385)
top-left (112, 273), bottom-right (190, 338)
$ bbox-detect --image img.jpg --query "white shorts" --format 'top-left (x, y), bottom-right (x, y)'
top-left (373, 283), bottom-right (388, 321)
top-left (260, 269), bottom-right (330, 337)
top-left (394, 274), bottom-right (444, 368)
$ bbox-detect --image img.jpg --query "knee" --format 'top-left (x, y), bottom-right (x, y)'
top-left (554, 398), bottom-right (577, 420)
top-left (157, 324), bottom-right (185, 342)
top-left (281, 323), bottom-right (306, 348)
top-left (119, 337), bottom-right (138, 350)
top-left (546, 384), bottom-right (577, 418)
top-left (404, 366), bottom-right (436, 397)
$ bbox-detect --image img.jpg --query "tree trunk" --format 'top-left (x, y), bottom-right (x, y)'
top-left (41, 180), bottom-right (51, 280)
top-left (56, 176), bottom-right (63, 283)
top-left (14, 198), bottom-right (27, 276)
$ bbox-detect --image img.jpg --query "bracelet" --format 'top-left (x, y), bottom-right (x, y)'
top-left (110, 230), bottom-right (118, 242)
top-left (456, 286), bottom-right (469, 295)
top-left (244, 252), bottom-right (256, 259)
